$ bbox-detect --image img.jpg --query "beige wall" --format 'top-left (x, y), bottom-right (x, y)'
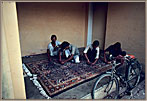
top-left (105, 3), bottom-right (145, 69)
top-left (92, 3), bottom-right (108, 49)
top-left (17, 2), bottom-right (88, 56)
top-left (2, 18), bottom-right (15, 99)
top-left (2, 2), bottom-right (26, 99)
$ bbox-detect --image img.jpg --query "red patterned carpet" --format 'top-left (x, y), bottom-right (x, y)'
top-left (25, 57), bottom-right (112, 96)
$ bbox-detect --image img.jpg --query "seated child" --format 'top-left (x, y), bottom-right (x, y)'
top-left (47, 35), bottom-right (61, 61)
top-left (104, 42), bottom-right (126, 63)
top-left (59, 41), bottom-right (80, 64)
top-left (84, 40), bottom-right (100, 65)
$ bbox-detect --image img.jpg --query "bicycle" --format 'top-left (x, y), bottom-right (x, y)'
top-left (91, 55), bottom-right (142, 99)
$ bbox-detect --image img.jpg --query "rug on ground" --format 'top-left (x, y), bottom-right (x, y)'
top-left (25, 57), bottom-right (112, 96)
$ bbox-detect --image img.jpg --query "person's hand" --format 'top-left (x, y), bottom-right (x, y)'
top-left (107, 61), bottom-right (111, 64)
top-left (61, 61), bottom-right (65, 65)
top-left (91, 62), bottom-right (95, 65)
top-left (87, 60), bottom-right (91, 65)
top-left (116, 55), bottom-right (123, 59)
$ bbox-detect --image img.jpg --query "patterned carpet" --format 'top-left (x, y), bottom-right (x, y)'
top-left (25, 57), bottom-right (112, 96)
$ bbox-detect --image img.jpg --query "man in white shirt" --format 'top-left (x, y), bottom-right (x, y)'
top-left (47, 35), bottom-right (61, 61)
top-left (84, 40), bottom-right (100, 65)
top-left (59, 41), bottom-right (80, 64)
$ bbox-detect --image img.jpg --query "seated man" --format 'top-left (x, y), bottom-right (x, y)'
top-left (47, 35), bottom-right (61, 61)
top-left (105, 42), bottom-right (131, 96)
top-left (104, 42), bottom-right (126, 63)
top-left (59, 41), bottom-right (80, 64)
top-left (84, 40), bottom-right (100, 65)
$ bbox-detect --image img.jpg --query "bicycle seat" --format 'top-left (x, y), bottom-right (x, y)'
top-left (126, 54), bottom-right (135, 59)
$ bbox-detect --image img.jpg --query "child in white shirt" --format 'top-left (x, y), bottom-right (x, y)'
top-left (59, 41), bottom-right (80, 64)
top-left (47, 35), bottom-right (61, 61)
top-left (84, 40), bottom-right (100, 65)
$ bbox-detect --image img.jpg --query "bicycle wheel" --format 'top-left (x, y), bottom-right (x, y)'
top-left (127, 59), bottom-right (141, 89)
top-left (91, 73), bottom-right (119, 99)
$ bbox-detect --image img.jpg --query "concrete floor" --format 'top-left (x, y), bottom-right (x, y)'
top-left (24, 76), bottom-right (98, 99)
top-left (24, 73), bottom-right (145, 99)
top-left (121, 80), bottom-right (145, 99)
top-left (22, 53), bottom-right (145, 99)
top-left (24, 77), bottom-right (46, 99)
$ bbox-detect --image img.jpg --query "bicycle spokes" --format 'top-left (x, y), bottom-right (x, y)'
top-left (104, 79), bottom-right (114, 93)
top-left (92, 74), bottom-right (119, 99)
top-left (127, 63), bottom-right (140, 89)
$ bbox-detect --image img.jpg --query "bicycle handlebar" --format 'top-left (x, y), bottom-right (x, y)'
top-left (110, 54), bottom-right (136, 69)
top-left (112, 60), bottom-right (121, 67)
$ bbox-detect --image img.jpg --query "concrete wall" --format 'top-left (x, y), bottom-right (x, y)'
top-left (2, 2), bottom-right (26, 99)
top-left (16, 2), bottom-right (88, 56)
top-left (92, 3), bottom-right (108, 49)
top-left (105, 3), bottom-right (145, 69)
top-left (2, 17), bottom-right (15, 99)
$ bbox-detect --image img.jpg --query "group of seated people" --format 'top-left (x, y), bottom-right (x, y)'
top-left (47, 35), bottom-right (126, 65)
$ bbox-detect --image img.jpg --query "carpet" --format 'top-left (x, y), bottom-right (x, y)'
top-left (25, 57), bottom-right (112, 96)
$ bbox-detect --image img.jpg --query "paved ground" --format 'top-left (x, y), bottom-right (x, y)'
top-left (24, 73), bottom-right (145, 99)
top-left (23, 53), bottom-right (145, 100)
top-left (24, 75), bottom-right (99, 99)
top-left (121, 79), bottom-right (145, 99)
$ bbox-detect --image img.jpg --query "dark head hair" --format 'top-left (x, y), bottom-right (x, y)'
top-left (121, 51), bottom-right (126, 56)
top-left (61, 41), bottom-right (70, 50)
top-left (114, 42), bottom-right (121, 49)
top-left (51, 35), bottom-right (57, 40)
top-left (92, 40), bottom-right (99, 47)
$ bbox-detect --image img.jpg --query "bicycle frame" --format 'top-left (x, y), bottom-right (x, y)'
top-left (91, 54), bottom-right (142, 99)
top-left (106, 56), bottom-right (141, 92)
top-left (103, 61), bottom-right (121, 95)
